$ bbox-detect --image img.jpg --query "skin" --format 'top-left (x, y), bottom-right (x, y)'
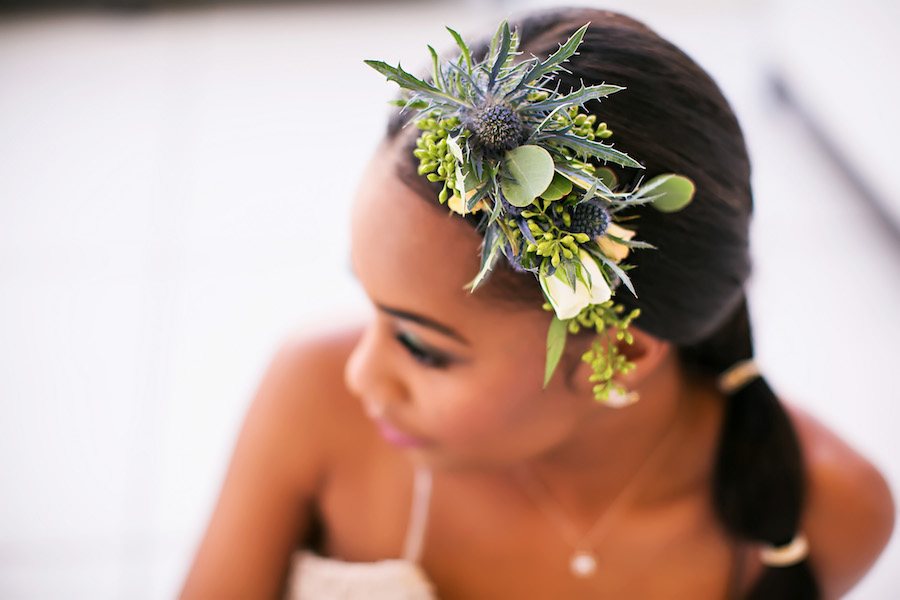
top-left (180, 141), bottom-right (895, 600)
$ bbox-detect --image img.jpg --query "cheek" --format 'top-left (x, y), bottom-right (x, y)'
top-left (411, 364), bottom-right (568, 447)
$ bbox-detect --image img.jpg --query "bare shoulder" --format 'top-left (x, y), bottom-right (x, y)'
top-left (786, 402), bottom-right (895, 598)
top-left (180, 326), bottom-right (365, 599)
top-left (268, 326), bottom-right (367, 440)
top-left (246, 325), bottom-right (373, 490)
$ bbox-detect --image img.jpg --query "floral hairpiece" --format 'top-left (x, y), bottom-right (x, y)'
top-left (366, 22), bottom-right (694, 403)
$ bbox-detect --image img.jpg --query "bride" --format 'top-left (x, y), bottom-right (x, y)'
top-left (180, 8), bottom-right (893, 599)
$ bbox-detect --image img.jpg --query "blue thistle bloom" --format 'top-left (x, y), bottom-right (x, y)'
top-left (470, 101), bottom-right (525, 154)
top-left (570, 201), bottom-right (611, 238)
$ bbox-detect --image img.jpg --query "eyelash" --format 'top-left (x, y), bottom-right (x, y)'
top-left (394, 332), bottom-right (451, 369)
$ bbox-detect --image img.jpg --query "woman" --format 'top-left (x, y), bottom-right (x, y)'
top-left (180, 8), bottom-right (894, 599)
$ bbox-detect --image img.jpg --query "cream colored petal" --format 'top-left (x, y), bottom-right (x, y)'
top-left (539, 252), bottom-right (611, 320)
top-left (597, 223), bottom-right (636, 263)
top-left (447, 190), bottom-right (484, 215)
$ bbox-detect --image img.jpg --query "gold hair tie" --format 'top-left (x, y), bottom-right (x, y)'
top-left (759, 533), bottom-right (809, 567)
top-left (717, 359), bottom-right (761, 395)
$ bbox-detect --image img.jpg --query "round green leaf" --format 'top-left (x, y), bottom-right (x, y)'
top-left (501, 145), bottom-right (555, 207)
top-left (648, 174), bottom-right (695, 212)
top-left (595, 167), bottom-right (618, 190)
top-left (540, 172), bottom-right (574, 200)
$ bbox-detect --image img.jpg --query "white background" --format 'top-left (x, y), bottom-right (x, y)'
top-left (1, 0), bottom-right (897, 597)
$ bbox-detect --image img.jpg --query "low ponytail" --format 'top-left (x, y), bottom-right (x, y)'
top-left (683, 299), bottom-right (819, 599)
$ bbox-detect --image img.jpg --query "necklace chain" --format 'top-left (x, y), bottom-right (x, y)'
top-left (514, 408), bottom-right (683, 577)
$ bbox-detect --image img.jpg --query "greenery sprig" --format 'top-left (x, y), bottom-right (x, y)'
top-left (366, 21), bottom-right (695, 403)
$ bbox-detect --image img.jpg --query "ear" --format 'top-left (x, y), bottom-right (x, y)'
top-left (613, 326), bottom-right (672, 391)
top-left (566, 327), bottom-right (672, 396)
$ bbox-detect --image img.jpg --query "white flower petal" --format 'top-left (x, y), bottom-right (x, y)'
top-left (539, 251), bottom-right (611, 320)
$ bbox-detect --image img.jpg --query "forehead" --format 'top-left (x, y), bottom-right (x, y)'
top-left (349, 143), bottom-right (547, 339)
top-left (350, 144), bottom-right (484, 314)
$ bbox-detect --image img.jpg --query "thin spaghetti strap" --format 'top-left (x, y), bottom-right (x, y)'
top-left (402, 465), bottom-right (433, 563)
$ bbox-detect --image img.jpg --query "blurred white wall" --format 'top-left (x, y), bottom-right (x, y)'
top-left (0, 1), bottom-right (897, 598)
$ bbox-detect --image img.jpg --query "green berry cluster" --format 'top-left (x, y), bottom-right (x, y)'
top-left (412, 114), bottom-right (463, 205)
top-left (566, 301), bottom-right (641, 402)
top-left (564, 109), bottom-right (613, 142)
top-left (512, 199), bottom-right (592, 271)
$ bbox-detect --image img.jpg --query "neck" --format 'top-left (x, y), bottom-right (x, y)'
top-left (519, 352), bottom-right (720, 518)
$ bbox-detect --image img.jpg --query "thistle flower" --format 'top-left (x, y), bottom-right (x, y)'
top-left (365, 22), bottom-right (641, 208)
top-left (570, 201), bottom-right (611, 239)
top-left (365, 20), bottom-right (695, 399)
top-left (468, 100), bottom-right (526, 155)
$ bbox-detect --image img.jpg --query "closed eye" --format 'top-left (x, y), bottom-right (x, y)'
top-left (395, 331), bottom-right (452, 368)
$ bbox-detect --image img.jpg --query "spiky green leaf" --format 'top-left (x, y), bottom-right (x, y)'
top-left (587, 247), bottom-right (637, 297)
top-left (445, 27), bottom-right (473, 74)
top-left (521, 23), bottom-right (590, 88)
top-left (521, 84), bottom-right (623, 114)
top-left (489, 22), bottom-right (512, 90)
top-left (555, 165), bottom-right (615, 196)
top-left (427, 45), bottom-right (445, 90)
top-left (364, 60), bottom-right (467, 108)
top-left (468, 222), bottom-right (504, 290)
top-left (544, 134), bottom-right (642, 168)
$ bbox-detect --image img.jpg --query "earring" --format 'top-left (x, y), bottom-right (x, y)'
top-left (603, 389), bottom-right (640, 408)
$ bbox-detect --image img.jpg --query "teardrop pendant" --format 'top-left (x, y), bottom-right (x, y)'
top-left (570, 550), bottom-right (597, 578)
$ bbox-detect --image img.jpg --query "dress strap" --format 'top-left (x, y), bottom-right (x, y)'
top-left (401, 465), bottom-right (433, 564)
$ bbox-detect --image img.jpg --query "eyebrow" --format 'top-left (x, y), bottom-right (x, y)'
top-left (376, 304), bottom-right (469, 345)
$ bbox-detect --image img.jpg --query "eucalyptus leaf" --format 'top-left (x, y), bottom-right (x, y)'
top-left (544, 316), bottom-right (569, 388)
top-left (539, 172), bottom-right (574, 200)
top-left (596, 167), bottom-right (618, 189)
top-left (501, 145), bottom-right (555, 207)
top-left (646, 174), bottom-right (695, 212)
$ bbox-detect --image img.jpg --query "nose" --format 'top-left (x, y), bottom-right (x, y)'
top-left (344, 324), bottom-right (407, 417)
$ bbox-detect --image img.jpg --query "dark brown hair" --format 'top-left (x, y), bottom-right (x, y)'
top-left (387, 8), bottom-right (817, 598)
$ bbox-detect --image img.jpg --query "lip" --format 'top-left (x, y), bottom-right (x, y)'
top-left (374, 419), bottom-right (430, 448)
